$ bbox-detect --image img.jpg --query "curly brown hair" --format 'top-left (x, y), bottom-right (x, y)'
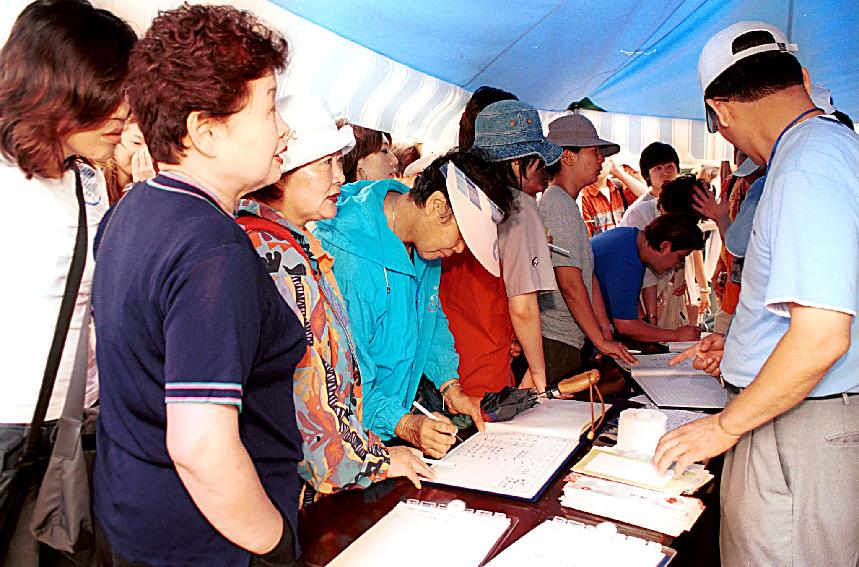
top-left (0, 0), bottom-right (136, 179)
top-left (126, 3), bottom-right (288, 164)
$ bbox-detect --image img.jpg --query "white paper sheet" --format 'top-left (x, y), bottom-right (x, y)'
top-left (486, 399), bottom-right (609, 439)
top-left (485, 517), bottom-right (668, 567)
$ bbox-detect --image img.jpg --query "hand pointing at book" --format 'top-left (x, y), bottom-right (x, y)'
top-left (669, 333), bottom-right (725, 377)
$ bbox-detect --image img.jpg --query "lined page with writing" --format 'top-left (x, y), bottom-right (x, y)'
top-left (428, 430), bottom-right (581, 500)
top-left (329, 499), bottom-right (511, 567)
top-left (633, 374), bottom-right (727, 409)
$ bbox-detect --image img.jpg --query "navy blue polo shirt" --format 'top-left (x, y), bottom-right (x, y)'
top-left (591, 227), bottom-right (646, 321)
top-left (92, 172), bottom-right (304, 566)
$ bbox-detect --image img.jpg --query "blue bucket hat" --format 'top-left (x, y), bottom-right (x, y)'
top-left (473, 100), bottom-right (562, 165)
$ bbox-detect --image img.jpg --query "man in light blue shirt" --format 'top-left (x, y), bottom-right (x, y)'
top-left (654, 22), bottom-right (859, 567)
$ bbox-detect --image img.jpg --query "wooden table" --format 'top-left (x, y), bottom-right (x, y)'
top-left (298, 441), bottom-right (672, 566)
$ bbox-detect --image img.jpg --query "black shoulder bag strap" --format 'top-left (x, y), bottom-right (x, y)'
top-left (0, 164), bottom-right (87, 563)
top-left (25, 164), bottom-right (89, 459)
top-left (0, 165), bottom-right (88, 554)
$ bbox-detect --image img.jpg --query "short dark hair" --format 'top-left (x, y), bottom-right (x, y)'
top-left (545, 146), bottom-right (582, 178)
top-left (643, 213), bottom-right (704, 252)
top-left (639, 142), bottom-right (679, 185)
top-left (458, 86), bottom-right (518, 150)
top-left (704, 31), bottom-right (803, 102)
top-left (341, 125), bottom-right (392, 182)
top-left (127, 4), bottom-right (288, 164)
top-left (410, 150), bottom-right (513, 217)
top-left (0, 0), bottom-right (136, 179)
top-left (657, 174), bottom-right (705, 222)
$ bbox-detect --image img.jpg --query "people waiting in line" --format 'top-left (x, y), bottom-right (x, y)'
top-left (313, 151), bottom-right (511, 458)
top-left (0, 0), bottom-right (136, 562)
top-left (592, 214), bottom-right (704, 343)
top-left (238, 94), bottom-right (431, 503)
top-left (537, 114), bottom-right (637, 386)
top-left (6, 3), bottom-right (855, 565)
top-left (91, 5), bottom-right (303, 565)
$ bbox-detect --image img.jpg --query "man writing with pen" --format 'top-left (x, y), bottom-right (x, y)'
top-left (653, 22), bottom-right (859, 567)
top-left (315, 151), bottom-right (514, 458)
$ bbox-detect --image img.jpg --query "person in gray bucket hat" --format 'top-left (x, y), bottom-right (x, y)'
top-left (535, 114), bottom-right (638, 387)
top-left (441, 98), bottom-right (560, 399)
top-left (545, 113), bottom-right (620, 157)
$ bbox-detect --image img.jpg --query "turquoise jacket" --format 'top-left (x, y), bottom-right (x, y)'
top-left (313, 179), bottom-right (459, 440)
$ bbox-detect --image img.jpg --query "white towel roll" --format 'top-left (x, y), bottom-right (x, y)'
top-left (616, 408), bottom-right (668, 456)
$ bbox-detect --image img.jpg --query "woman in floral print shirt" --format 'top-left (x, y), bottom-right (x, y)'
top-left (238, 94), bottom-right (430, 504)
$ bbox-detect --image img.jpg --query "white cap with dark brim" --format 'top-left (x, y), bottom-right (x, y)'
top-left (698, 22), bottom-right (798, 133)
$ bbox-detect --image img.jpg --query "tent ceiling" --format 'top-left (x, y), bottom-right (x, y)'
top-left (277, 0), bottom-right (859, 120)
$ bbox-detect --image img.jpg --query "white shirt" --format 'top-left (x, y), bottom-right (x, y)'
top-left (0, 161), bottom-right (107, 423)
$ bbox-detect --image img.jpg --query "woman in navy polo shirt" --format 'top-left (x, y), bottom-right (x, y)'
top-left (91, 5), bottom-right (303, 566)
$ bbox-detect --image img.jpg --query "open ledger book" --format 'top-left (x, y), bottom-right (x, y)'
top-left (620, 353), bottom-right (727, 409)
top-left (426, 399), bottom-right (609, 501)
top-left (329, 499), bottom-right (514, 567)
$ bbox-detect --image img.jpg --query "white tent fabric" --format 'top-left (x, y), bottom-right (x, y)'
top-left (1, 0), bottom-right (733, 164)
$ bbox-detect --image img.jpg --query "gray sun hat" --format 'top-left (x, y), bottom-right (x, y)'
top-left (546, 114), bottom-right (620, 157)
top-left (473, 100), bottom-right (562, 165)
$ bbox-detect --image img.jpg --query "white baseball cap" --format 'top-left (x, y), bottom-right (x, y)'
top-left (277, 94), bottom-right (355, 173)
top-left (444, 161), bottom-right (505, 277)
top-left (698, 22), bottom-right (799, 132)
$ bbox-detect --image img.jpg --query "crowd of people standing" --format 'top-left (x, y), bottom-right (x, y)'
top-left (1, 2), bottom-right (856, 566)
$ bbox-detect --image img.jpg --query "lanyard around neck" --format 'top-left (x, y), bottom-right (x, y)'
top-left (767, 107), bottom-right (821, 167)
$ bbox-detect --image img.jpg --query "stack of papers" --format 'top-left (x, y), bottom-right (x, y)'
top-left (559, 446), bottom-right (711, 537)
top-left (572, 447), bottom-right (713, 496)
top-left (560, 473), bottom-right (705, 536)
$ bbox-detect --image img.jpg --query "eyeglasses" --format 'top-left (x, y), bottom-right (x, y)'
top-left (704, 98), bottom-right (729, 134)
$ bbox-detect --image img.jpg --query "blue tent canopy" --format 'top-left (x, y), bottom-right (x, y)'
top-left (276, 0), bottom-right (859, 120)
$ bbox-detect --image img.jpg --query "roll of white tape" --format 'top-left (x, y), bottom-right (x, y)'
top-left (616, 408), bottom-right (668, 456)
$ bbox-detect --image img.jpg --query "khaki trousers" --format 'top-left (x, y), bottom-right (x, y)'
top-left (720, 392), bottom-right (859, 567)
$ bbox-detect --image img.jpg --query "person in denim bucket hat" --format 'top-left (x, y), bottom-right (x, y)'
top-left (441, 97), bottom-right (560, 402)
top-left (474, 100), bottom-right (563, 166)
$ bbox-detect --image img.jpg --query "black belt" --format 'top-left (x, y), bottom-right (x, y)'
top-left (723, 381), bottom-right (858, 400)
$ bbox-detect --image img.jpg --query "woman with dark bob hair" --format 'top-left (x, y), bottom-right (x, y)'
top-left (91, 4), bottom-right (303, 566)
top-left (0, 1), bottom-right (135, 562)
